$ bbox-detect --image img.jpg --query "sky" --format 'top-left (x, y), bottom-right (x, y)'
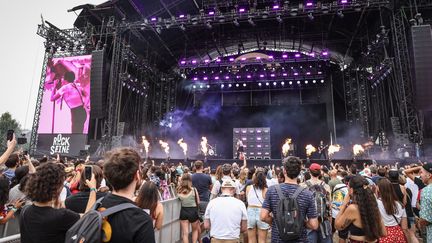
top-left (0, 0), bottom-right (105, 130)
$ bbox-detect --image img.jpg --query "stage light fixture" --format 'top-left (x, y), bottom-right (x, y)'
top-left (193, 77), bottom-right (198, 81)
top-left (337, 10), bottom-right (344, 18)
top-left (276, 15), bottom-right (283, 23)
top-left (321, 79), bottom-right (325, 83)
top-left (200, 85), bottom-right (203, 88)
top-left (297, 81), bottom-right (301, 84)
top-left (266, 82), bottom-right (270, 86)
top-left (273, 82), bottom-right (277, 86)
top-left (206, 21), bottom-right (212, 29)
top-left (308, 12), bottom-right (314, 20)
top-left (215, 76), bottom-right (219, 80)
top-left (236, 83), bottom-right (240, 87)
top-left (281, 81), bottom-right (285, 85)
top-left (273, 5), bottom-right (280, 9)
top-left (270, 74), bottom-right (276, 77)
top-left (247, 75), bottom-right (252, 79)
top-left (289, 81), bottom-right (293, 85)
top-left (282, 54), bottom-right (288, 58)
top-left (193, 85), bottom-right (196, 89)
top-left (306, 2), bottom-right (313, 7)
top-left (290, 8), bottom-right (298, 16)
top-left (295, 53), bottom-right (301, 58)
top-left (258, 82), bottom-right (262, 86)
top-left (321, 5), bottom-right (329, 14)
top-left (260, 74), bottom-right (265, 78)
top-left (179, 14), bottom-right (185, 18)
top-left (283, 73), bottom-right (288, 77)
top-left (206, 84), bottom-right (210, 88)
top-left (225, 76), bottom-right (230, 80)
top-left (313, 80), bottom-right (316, 83)
top-left (180, 24), bottom-right (186, 31)
top-left (239, 8), bottom-right (246, 13)
top-left (151, 17), bottom-right (157, 22)
top-left (192, 60), bottom-right (197, 64)
top-left (248, 17), bottom-right (256, 26)
top-left (228, 84), bottom-right (232, 87)
top-left (341, 0), bottom-right (348, 3)
top-left (221, 84), bottom-right (225, 88)
top-left (305, 80), bottom-right (309, 84)
top-left (233, 18), bottom-right (240, 26)
top-left (208, 11), bottom-right (215, 15)
top-left (203, 77), bottom-right (208, 80)
top-left (243, 83), bottom-right (247, 87)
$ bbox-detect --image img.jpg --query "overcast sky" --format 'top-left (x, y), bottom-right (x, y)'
top-left (0, 1), bottom-right (105, 130)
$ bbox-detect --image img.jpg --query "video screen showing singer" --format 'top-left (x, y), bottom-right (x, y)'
top-left (50, 71), bottom-right (88, 134)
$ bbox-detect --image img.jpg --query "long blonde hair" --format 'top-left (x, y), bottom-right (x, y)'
top-left (239, 168), bottom-right (247, 184)
top-left (176, 173), bottom-right (192, 194)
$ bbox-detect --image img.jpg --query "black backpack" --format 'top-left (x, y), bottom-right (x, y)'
top-left (274, 185), bottom-right (306, 241)
top-left (305, 181), bottom-right (330, 223)
top-left (65, 197), bottom-right (138, 243)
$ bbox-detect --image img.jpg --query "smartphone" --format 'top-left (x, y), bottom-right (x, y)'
top-left (7, 130), bottom-right (14, 142)
top-left (84, 166), bottom-right (92, 181)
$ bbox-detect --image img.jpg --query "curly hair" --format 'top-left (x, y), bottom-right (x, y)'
top-left (0, 177), bottom-right (10, 207)
top-left (253, 171), bottom-right (267, 190)
top-left (26, 162), bottom-right (66, 203)
top-left (349, 175), bottom-right (382, 242)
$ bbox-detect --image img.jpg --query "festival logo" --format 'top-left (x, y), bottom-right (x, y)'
top-left (50, 134), bottom-right (71, 155)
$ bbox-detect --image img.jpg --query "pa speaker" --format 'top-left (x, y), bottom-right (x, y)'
top-left (411, 25), bottom-right (432, 111)
top-left (90, 50), bottom-right (108, 118)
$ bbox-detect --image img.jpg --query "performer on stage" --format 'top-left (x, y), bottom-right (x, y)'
top-left (51, 71), bottom-right (88, 133)
top-left (317, 140), bottom-right (328, 159)
top-left (236, 139), bottom-right (245, 160)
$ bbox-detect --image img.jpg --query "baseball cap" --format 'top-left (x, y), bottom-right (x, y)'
top-left (423, 163), bottom-right (432, 174)
top-left (221, 179), bottom-right (236, 188)
top-left (309, 163), bottom-right (321, 171)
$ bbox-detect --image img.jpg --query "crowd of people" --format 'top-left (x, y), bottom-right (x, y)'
top-left (0, 134), bottom-right (431, 243)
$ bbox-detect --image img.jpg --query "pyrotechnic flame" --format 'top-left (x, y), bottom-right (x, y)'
top-left (353, 144), bottom-right (364, 156)
top-left (159, 140), bottom-right (170, 156)
top-left (142, 136), bottom-right (150, 155)
top-left (305, 144), bottom-right (317, 157)
top-left (282, 138), bottom-right (291, 157)
top-left (177, 138), bottom-right (188, 156)
top-left (201, 137), bottom-right (208, 156)
top-left (328, 144), bottom-right (341, 156)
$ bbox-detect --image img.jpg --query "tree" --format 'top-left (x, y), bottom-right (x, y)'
top-left (0, 112), bottom-right (22, 150)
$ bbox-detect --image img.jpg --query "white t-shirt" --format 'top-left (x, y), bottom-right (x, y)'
top-left (204, 196), bottom-right (247, 239)
top-left (266, 178), bottom-right (278, 187)
top-left (211, 176), bottom-right (241, 196)
top-left (405, 177), bottom-right (419, 208)
top-left (377, 199), bottom-right (406, 226)
top-left (331, 183), bottom-right (348, 218)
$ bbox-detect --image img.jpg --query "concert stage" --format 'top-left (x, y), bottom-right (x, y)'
top-left (148, 158), bottom-right (416, 170)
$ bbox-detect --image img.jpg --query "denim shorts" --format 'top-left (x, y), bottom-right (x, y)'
top-left (247, 207), bottom-right (270, 230)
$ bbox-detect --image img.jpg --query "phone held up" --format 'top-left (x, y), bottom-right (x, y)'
top-left (84, 166), bottom-right (92, 181)
top-left (7, 130), bottom-right (14, 142)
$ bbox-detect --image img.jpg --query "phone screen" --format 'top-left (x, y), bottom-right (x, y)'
top-left (84, 166), bottom-right (92, 181)
top-left (7, 130), bottom-right (14, 142)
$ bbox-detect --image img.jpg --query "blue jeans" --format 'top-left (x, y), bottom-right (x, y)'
top-left (307, 221), bottom-right (333, 243)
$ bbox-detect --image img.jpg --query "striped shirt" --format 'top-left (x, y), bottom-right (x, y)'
top-left (262, 183), bottom-right (317, 243)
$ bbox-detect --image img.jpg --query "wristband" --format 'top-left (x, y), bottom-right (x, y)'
top-left (11, 207), bottom-right (17, 212)
top-left (89, 188), bottom-right (97, 192)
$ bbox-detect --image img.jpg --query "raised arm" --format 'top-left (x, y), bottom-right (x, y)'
top-left (0, 134), bottom-right (16, 165)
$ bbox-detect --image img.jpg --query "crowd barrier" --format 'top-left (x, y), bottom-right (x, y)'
top-left (0, 193), bottom-right (185, 243)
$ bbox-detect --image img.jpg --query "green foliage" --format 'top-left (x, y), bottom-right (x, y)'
top-left (0, 112), bottom-right (22, 150)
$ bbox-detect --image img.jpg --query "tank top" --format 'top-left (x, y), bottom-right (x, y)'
top-left (178, 189), bottom-right (197, 207)
top-left (247, 186), bottom-right (265, 207)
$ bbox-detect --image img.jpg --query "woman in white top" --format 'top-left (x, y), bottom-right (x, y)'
top-left (245, 170), bottom-right (269, 243)
top-left (376, 178), bottom-right (408, 243)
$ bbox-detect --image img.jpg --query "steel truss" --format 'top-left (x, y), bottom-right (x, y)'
top-left (391, 9), bottom-right (421, 143)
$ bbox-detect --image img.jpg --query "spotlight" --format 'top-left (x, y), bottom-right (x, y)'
top-left (180, 24), bottom-right (186, 31)
top-left (321, 79), bottom-right (325, 83)
top-left (337, 10), bottom-right (344, 18)
top-left (239, 8), bottom-right (246, 13)
top-left (248, 17), bottom-right (255, 26)
top-left (243, 83), bottom-right (247, 87)
top-left (236, 83), bottom-right (240, 87)
top-left (228, 84), bottom-right (232, 87)
top-left (258, 82), bottom-right (262, 86)
top-left (266, 82), bottom-right (269, 86)
top-left (221, 84), bottom-right (225, 88)
top-left (281, 81), bottom-right (285, 85)
top-left (193, 85), bottom-right (196, 89)
top-left (199, 85), bottom-right (203, 88)
top-left (225, 76), bottom-right (230, 80)
top-left (273, 82), bottom-right (277, 86)
top-left (233, 18), bottom-right (240, 26)
top-left (206, 84), bottom-right (210, 88)
top-left (321, 5), bottom-right (329, 14)
top-left (308, 12), bottom-right (314, 20)
top-left (313, 80), bottom-right (316, 83)
top-left (289, 81), bottom-right (293, 85)
top-left (305, 80), bottom-right (309, 84)
top-left (297, 81), bottom-right (301, 84)
top-left (290, 8), bottom-right (298, 16)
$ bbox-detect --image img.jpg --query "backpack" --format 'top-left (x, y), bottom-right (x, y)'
top-left (305, 181), bottom-right (330, 223)
top-left (65, 197), bottom-right (138, 243)
top-left (274, 185), bottom-right (306, 241)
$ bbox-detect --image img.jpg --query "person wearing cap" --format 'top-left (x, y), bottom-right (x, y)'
top-left (418, 163), bottom-right (432, 243)
top-left (302, 163), bottom-right (332, 243)
top-left (204, 179), bottom-right (248, 243)
top-left (210, 163), bottom-right (241, 200)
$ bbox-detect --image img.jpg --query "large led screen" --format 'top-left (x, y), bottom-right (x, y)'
top-left (38, 55), bottom-right (92, 134)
